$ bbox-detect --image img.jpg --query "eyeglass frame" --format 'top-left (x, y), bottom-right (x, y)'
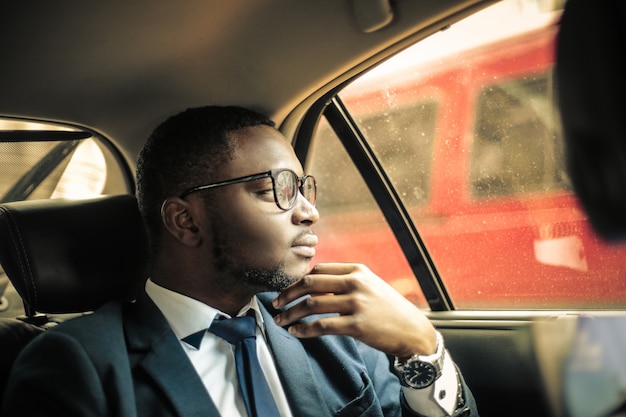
top-left (178, 168), bottom-right (316, 211)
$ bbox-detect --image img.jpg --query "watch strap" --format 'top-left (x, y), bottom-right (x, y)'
top-left (394, 330), bottom-right (445, 387)
top-left (395, 330), bottom-right (444, 367)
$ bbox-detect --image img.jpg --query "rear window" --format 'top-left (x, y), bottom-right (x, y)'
top-left (0, 118), bottom-right (132, 202)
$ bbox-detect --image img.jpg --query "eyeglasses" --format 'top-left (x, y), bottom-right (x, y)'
top-left (179, 168), bottom-right (316, 211)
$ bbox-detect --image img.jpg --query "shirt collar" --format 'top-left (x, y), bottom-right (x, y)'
top-left (145, 278), bottom-right (266, 343)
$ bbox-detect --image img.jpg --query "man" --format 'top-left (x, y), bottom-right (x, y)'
top-left (2, 106), bottom-right (477, 416)
top-left (555, 2), bottom-right (626, 417)
top-left (557, 0), bottom-right (626, 242)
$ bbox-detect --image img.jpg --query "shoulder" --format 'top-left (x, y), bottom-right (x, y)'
top-left (3, 303), bottom-right (133, 416)
top-left (47, 300), bottom-right (125, 337)
top-left (23, 300), bottom-right (128, 360)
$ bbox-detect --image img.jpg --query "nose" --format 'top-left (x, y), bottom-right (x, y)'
top-left (292, 192), bottom-right (319, 225)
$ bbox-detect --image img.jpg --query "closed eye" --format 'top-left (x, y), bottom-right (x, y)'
top-left (254, 188), bottom-right (275, 201)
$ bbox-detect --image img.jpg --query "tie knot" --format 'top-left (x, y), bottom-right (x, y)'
top-left (209, 314), bottom-right (257, 345)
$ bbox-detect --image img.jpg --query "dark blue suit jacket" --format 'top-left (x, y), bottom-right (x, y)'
top-left (2, 292), bottom-right (477, 417)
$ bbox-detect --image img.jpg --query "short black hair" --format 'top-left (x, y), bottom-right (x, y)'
top-left (136, 105), bottom-right (275, 249)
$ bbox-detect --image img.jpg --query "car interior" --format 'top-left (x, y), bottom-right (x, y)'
top-left (1, 1), bottom-right (625, 416)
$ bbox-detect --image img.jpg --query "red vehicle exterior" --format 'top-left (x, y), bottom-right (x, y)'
top-left (312, 24), bottom-right (626, 309)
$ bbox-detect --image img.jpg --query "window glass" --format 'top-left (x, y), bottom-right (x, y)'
top-left (308, 118), bottom-right (427, 308)
top-left (357, 102), bottom-right (437, 207)
top-left (0, 140), bottom-right (106, 201)
top-left (316, 0), bottom-right (626, 309)
top-left (0, 118), bottom-right (130, 202)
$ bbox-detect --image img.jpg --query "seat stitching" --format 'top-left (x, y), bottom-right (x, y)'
top-left (0, 206), bottom-right (37, 311)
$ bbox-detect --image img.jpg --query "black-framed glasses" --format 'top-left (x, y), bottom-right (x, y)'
top-left (179, 168), bottom-right (316, 211)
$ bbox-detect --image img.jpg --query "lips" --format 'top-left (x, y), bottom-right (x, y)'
top-left (292, 233), bottom-right (318, 257)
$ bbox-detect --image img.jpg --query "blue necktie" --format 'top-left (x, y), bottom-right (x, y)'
top-left (208, 312), bottom-right (281, 417)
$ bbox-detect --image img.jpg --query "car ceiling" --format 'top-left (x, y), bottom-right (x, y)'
top-left (1, 0), bottom-right (492, 166)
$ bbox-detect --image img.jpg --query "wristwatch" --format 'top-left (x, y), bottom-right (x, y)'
top-left (393, 331), bottom-right (445, 389)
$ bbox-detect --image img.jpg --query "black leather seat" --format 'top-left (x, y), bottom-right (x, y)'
top-left (0, 195), bottom-right (150, 317)
top-left (0, 195), bottom-right (150, 406)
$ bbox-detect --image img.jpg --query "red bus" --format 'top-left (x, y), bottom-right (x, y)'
top-left (310, 20), bottom-right (626, 309)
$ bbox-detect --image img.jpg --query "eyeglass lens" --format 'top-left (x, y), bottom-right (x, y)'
top-left (275, 170), bottom-right (316, 210)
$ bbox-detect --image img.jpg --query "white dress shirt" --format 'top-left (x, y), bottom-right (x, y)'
top-left (145, 279), bottom-right (460, 417)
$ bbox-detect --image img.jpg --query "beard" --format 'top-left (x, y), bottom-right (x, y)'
top-left (211, 237), bottom-right (300, 292)
top-left (214, 239), bottom-right (301, 293)
top-left (207, 205), bottom-right (303, 292)
top-left (236, 263), bottom-right (298, 292)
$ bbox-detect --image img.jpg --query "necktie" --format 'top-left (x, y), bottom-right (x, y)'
top-left (208, 312), bottom-right (281, 417)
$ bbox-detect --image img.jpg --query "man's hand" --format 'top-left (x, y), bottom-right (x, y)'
top-left (272, 263), bottom-right (437, 358)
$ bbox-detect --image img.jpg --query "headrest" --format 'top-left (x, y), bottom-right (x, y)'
top-left (0, 195), bottom-right (150, 315)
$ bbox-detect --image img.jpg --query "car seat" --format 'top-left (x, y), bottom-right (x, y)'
top-left (0, 195), bottom-right (150, 406)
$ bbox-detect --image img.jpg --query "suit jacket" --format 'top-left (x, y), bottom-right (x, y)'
top-left (1, 292), bottom-right (477, 417)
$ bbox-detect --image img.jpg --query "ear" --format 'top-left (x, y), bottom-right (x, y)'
top-left (160, 197), bottom-right (203, 247)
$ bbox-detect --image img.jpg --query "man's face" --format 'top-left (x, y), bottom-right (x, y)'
top-left (198, 125), bottom-right (319, 292)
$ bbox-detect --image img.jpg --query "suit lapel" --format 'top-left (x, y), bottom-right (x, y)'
top-left (257, 293), bottom-right (333, 417)
top-left (124, 293), bottom-right (221, 417)
top-left (123, 292), bottom-right (334, 417)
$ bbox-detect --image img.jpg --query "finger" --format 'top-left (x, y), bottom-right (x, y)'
top-left (282, 315), bottom-right (366, 339)
top-left (273, 294), bottom-right (355, 327)
top-left (273, 273), bottom-right (355, 308)
top-left (309, 263), bottom-right (359, 275)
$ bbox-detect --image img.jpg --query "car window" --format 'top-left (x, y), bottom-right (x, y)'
top-left (0, 118), bottom-right (133, 202)
top-left (306, 1), bottom-right (626, 310)
top-left (0, 117), bottom-right (134, 316)
top-left (308, 118), bottom-right (428, 308)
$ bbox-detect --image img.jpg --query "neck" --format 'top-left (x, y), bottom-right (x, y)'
top-left (151, 271), bottom-right (258, 318)
top-left (151, 244), bottom-right (264, 316)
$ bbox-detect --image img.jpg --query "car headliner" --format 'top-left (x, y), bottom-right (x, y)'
top-left (1, 0), bottom-right (491, 166)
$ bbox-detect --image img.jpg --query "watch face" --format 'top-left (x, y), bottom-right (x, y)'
top-left (404, 361), bottom-right (437, 389)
